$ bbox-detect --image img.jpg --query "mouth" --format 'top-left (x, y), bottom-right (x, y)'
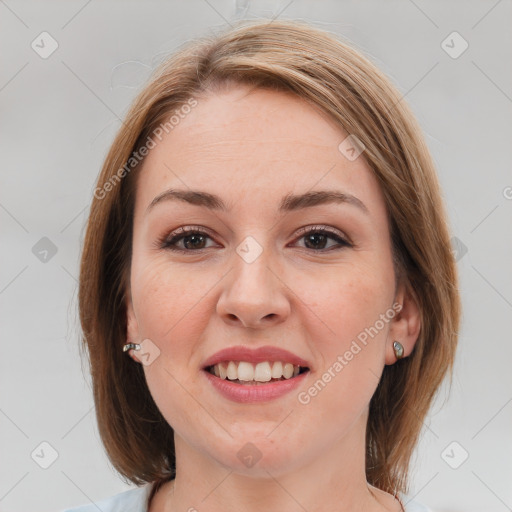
top-left (204, 361), bottom-right (310, 385)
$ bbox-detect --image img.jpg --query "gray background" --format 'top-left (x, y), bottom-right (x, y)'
top-left (1, 1), bottom-right (511, 511)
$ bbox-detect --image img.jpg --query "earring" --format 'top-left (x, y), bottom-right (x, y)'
top-left (123, 342), bottom-right (141, 353)
top-left (393, 340), bottom-right (404, 360)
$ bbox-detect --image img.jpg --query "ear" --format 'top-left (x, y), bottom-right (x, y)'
top-left (125, 291), bottom-right (142, 364)
top-left (385, 280), bottom-right (421, 365)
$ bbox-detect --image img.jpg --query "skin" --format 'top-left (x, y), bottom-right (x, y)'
top-left (125, 84), bottom-right (421, 512)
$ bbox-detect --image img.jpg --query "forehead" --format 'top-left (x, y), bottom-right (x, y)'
top-left (134, 85), bottom-right (386, 221)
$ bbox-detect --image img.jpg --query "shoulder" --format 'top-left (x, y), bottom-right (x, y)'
top-left (59, 484), bottom-right (152, 512)
top-left (400, 492), bottom-right (434, 512)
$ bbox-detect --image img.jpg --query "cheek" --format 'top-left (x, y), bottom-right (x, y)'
top-left (298, 260), bottom-right (392, 350)
top-left (130, 254), bottom-right (226, 388)
top-left (131, 258), bottom-right (210, 428)
top-left (131, 257), bottom-right (207, 339)
top-left (295, 263), bottom-right (391, 413)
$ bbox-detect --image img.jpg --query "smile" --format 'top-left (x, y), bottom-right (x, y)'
top-left (207, 360), bottom-right (309, 384)
top-left (203, 362), bottom-right (310, 403)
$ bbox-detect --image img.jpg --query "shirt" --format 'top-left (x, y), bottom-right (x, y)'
top-left (60, 483), bottom-right (434, 511)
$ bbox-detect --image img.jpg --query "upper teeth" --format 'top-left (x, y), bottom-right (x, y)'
top-left (210, 361), bottom-right (303, 381)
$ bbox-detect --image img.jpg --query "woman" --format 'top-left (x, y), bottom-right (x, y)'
top-left (63, 18), bottom-right (460, 512)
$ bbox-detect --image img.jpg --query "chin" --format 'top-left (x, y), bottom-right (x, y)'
top-left (206, 432), bottom-right (302, 477)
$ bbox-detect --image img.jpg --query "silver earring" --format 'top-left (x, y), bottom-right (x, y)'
top-left (393, 340), bottom-right (404, 360)
top-left (123, 343), bottom-right (141, 353)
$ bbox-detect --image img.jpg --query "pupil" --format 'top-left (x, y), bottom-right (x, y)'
top-left (184, 234), bottom-right (205, 249)
top-left (305, 233), bottom-right (326, 249)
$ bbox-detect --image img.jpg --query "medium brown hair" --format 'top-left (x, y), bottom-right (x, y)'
top-left (78, 18), bottom-right (461, 496)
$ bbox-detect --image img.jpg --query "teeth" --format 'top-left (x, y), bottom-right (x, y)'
top-left (283, 363), bottom-right (294, 379)
top-left (254, 362), bottom-right (272, 382)
top-left (226, 361), bottom-right (238, 380)
top-left (271, 361), bottom-right (283, 378)
top-left (209, 361), bottom-right (306, 383)
top-left (238, 361), bottom-right (254, 381)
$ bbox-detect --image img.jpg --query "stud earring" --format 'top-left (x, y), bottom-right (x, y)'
top-left (122, 342), bottom-right (141, 363)
top-left (393, 340), bottom-right (404, 360)
top-left (123, 342), bottom-right (141, 353)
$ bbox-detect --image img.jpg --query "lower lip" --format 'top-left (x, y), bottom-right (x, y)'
top-left (202, 369), bottom-right (309, 403)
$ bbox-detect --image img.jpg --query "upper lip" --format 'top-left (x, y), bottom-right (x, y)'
top-left (202, 345), bottom-right (311, 370)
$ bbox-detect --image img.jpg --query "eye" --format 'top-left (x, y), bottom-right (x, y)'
top-left (291, 225), bottom-right (352, 251)
top-left (157, 226), bottom-right (217, 252)
top-left (156, 225), bottom-right (352, 253)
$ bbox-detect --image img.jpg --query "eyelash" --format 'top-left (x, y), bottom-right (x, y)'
top-left (156, 225), bottom-right (352, 253)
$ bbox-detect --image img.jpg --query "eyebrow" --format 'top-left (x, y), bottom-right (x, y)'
top-left (146, 189), bottom-right (369, 215)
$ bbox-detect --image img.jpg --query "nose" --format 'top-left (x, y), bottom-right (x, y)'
top-left (216, 249), bottom-right (291, 330)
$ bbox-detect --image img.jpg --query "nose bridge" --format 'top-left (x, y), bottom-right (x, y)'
top-left (216, 234), bottom-right (290, 328)
top-left (233, 237), bottom-right (274, 294)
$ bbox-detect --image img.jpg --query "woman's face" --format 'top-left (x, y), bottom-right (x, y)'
top-left (126, 84), bottom-right (414, 476)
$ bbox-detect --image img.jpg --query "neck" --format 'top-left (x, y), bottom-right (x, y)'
top-left (149, 413), bottom-right (402, 512)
